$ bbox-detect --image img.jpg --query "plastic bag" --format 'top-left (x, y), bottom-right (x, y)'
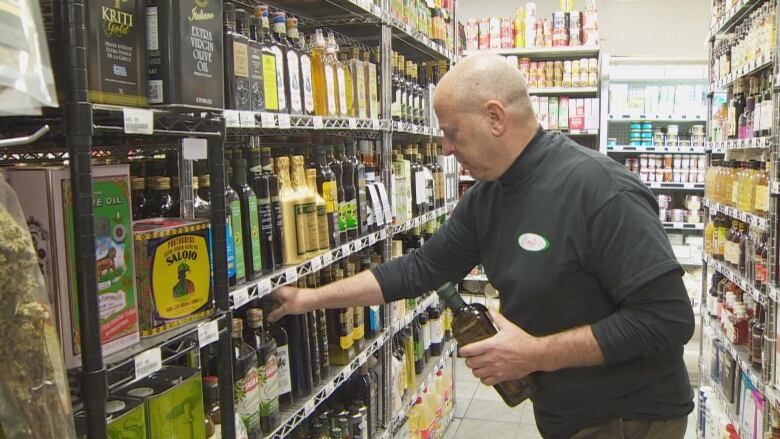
top-left (0, 0), bottom-right (58, 115)
top-left (0, 174), bottom-right (75, 438)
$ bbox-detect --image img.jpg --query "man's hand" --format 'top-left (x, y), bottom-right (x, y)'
top-left (458, 309), bottom-right (545, 386)
top-left (267, 286), bottom-right (313, 322)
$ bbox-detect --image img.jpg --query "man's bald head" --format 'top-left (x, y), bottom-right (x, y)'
top-left (434, 53), bottom-right (534, 120)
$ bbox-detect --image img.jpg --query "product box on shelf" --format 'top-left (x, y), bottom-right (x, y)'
top-left (133, 218), bottom-right (213, 337)
top-left (74, 396), bottom-right (148, 438)
top-left (146, 0), bottom-right (224, 108)
top-left (5, 165), bottom-right (139, 368)
top-left (114, 366), bottom-right (206, 439)
top-left (559, 97), bottom-right (569, 130)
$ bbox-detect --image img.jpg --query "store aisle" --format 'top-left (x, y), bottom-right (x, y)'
top-left (444, 356), bottom-right (699, 439)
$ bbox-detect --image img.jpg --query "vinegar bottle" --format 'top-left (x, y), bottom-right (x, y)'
top-left (437, 283), bottom-right (538, 406)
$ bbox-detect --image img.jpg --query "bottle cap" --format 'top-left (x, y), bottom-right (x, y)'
top-left (436, 282), bottom-right (465, 310)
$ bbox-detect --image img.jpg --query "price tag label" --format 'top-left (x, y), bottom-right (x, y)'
top-left (372, 119), bottom-right (381, 130)
top-left (379, 229), bottom-right (387, 240)
top-left (303, 400), bottom-right (316, 417)
top-left (240, 111), bottom-right (257, 127)
top-left (123, 108), bottom-right (154, 134)
top-left (182, 137), bottom-right (208, 160)
top-left (260, 112), bottom-right (276, 127)
top-left (285, 267), bottom-right (298, 284)
top-left (358, 351), bottom-right (368, 365)
top-left (322, 251), bottom-right (334, 266)
top-left (232, 287), bottom-right (251, 308)
top-left (198, 319), bottom-right (220, 348)
top-left (257, 278), bottom-right (273, 297)
top-left (348, 118), bottom-right (358, 130)
top-left (368, 233), bottom-right (377, 246)
top-left (341, 244), bottom-right (352, 256)
top-left (224, 110), bottom-right (240, 127)
top-left (324, 381), bottom-right (336, 395)
top-left (311, 256), bottom-right (323, 271)
top-left (135, 347), bottom-right (162, 379)
top-left (313, 116), bottom-right (324, 129)
top-left (277, 113), bottom-right (291, 128)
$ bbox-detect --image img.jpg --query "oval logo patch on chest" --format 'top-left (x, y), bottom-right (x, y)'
top-left (518, 233), bottom-right (549, 252)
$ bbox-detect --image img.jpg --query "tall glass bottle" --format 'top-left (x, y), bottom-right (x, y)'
top-left (329, 267), bottom-right (355, 365)
top-left (315, 145), bottom-right (340, 248)
top-left (257, 6), bottom-right (287, 113)
top-left (245, 15), bottom-right (265, 112)
top-left (328, 145), bottom-right (348, 244)
top-left (275, 156), bottom-right (304, 265)
top-left (325, 33), bottom-right (342, 116)
top-left (245, 309), bottom-right (280, 434)
top-left (283, 306), bottom-right (314, 398)
top-left (291, 155), bottom-right (320, 257)
top-left (252, 11), bottom-right (279, 112)
top-left (266, 310), bottom-right (293, 410)
top-left (339, 143), bottom-right (359, 239)
top-left (364, 50), bottom-right (379, 118)
top-left (226, 161), bottom-right (246, 285)
top-left (203, 376), bottom-right (221, 439)
top-left (307, 168), bottom-right (331, 253)
top-left (233, 158), bottom-right (263, 280)
top-left (311, 29), bottom-right (336, 116)
top-left (349, 48), bottom-right (368, 118)
top-left (295, 28), bottom-right (316, 116)
top-left (346, 140), bottom-right (368, 236)
top-left (247, 149), bottom-right (275, 272)
top-left (306, 273), bottom-right (330, 375)
top-left (345, 262), bottom-right (365, 352)
top-left (339, 51), bottom-right (356, 117)
top-left (232, 318), bottom-right (261, 438)
top-left (298, 279), bottom-right (322, 388)
top-left (223, 4), bottom-right (251, 110)
top-left (275, 13), bottom-right (303, 115)
top-left (437, 283), bottom-right (537, 406)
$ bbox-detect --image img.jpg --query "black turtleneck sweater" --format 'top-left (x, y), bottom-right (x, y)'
top-left (372, 129), bottom-right (695, 438)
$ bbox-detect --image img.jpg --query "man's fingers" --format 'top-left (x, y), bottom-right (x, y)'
top-left (481, 376), bottom-right (499, 386)
top-left (488, 309), bottom-right (511, 330)
top-left (458, 338), bottom-right (491, 358)
top-left (465, 356), bottom-right (489, 370)
top-left (267, 305), bottom-right (286, 323)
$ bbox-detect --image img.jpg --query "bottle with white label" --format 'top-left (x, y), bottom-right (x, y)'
top-left (428, 305), bottom-right (443, 356)
top-left (328, 33), bottom-right (348, 117)
top-left (279, 16), bottom-right (303, 115)
top-left (231, 318), bottom-right (261, 437)
top-left (245, 309), bottom-right (280, 434)
top-left (269, 312), bottom-right (293, 410)
top-left (295, 30), bottom-right (316, 116)
top-left (257, 6), bottom-right (287, 113)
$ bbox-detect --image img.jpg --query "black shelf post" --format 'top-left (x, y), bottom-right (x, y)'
top-left (59, 0), bottom-right (108, 437)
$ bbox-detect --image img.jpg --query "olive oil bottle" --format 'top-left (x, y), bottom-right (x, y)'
top-left (328, 267), bottom-right (355, 365)
top-left (232, 158), bottom-right (263, 280)
top-left (345, 262), bottom-right (365, 352)
top-left (307, 168), bottom-right (331, 253)
top-left (226, 161), bottom-right (246, 285)
top-left (290, 155), bottom-right (320, 258)
top-left (274, 156), bottom-right (304, 265)
top-left (436, 283), bottom-right (537, 406)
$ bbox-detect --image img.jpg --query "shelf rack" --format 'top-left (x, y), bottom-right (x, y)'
top-left (707, 136), bottom-right (773, 153)
top-left (463, 46), bottom-right (600, 58)
top-left (10, 0), bottom-right (462, 437)
top-left (606, 145), bottom-right (707, 154)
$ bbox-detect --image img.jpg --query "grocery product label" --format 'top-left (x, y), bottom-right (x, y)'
top-left (325, 65), bottom-right (337, 115)
top-left (262, 53), bottom-right (279, 111)
top-left (236, 368), bottom-right (261, 431)
top-left (277, 345), bottom-right (293, 395)
top-left (248, 196), bottom-right (262, 272)
top-left (287, 51), bottom-right (302, 113)
top-left (301, 55), bottom-right (315, 114)
top-left (258, 356), bottom-right (280, 416)
top-left (273, 46), bottom-right (287, 111)
top-left (231, 200), bottom-right (246, 279)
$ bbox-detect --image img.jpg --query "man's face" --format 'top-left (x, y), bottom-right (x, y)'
top-left (436, 99), bottom-right (501, 181)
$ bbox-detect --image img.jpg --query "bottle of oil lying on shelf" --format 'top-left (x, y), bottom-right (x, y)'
top-left (226, 160), bottom-right (246, 285)
top-left (437, 283), bottom-right (537, 406)
top-left (223, 5), bottom-right (251, 110)
top-left (246, 308), bottom-right (280, 434)
top-left (232, 318), bottom-right (261, 438)
top-left (233, 158), bottom-right (263, 280)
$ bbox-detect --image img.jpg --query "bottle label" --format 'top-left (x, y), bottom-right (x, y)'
top-left (317, 204), bottom-right (329, 250)
top-left (762, 100), bottom-right (774, 132)
top-left (369, 305), bottom-right (380, 332)
top-left (353, 307), bottom-right (364, 341)
top-left (294, 201), bottom-right (317, 255)
top-left (287, 50), bottom-right (303, 113)
top-left (248, 47), bottom-right (265, 111)
top-left (230, 200), bottom-right (246, 280)
top-left (415, 171), bottom-right (426, 205)
top-left (276, 344), bottom-right (293, 396)
top-left (248, 196), bottom-right (262, 272)
top-left (430, 317), bottom-right (443, 344)
top-left (300, 55), bottom-right (315, 114)
top-left (355, 63), bottom-right (367, 118)
top-left (325, 65), bottom-right (337, 115)
top-left (258, 355), bottom-right (280, 416)
top-left (755, 185), bottom-right (769, 211)
top-left (415, 337), bottom-right (424, 361)
top-left (717, 227), bottom-right (727, 255)
top-left (272, 199), bottom-right (284, 264)
top-left (262, 52), bottom-right (280, 111)
top-left (423, 323), bottom-right (431, 349)
top-left (235, 367), bottom-right (261, 432)
top-left (233, 42), bottom-right (250, 78)
top-left (392, 88), bottom-right (402, 118)
top-left (272, 46), bottom-right (287, 111)
top-left (226, 221), bottom-right (237, 279)
top-left (340, 309), bottom-right (355, 350)
top-left (368, 63), bottom-right (379, 117)
top-left (322, 181), bottom-right (337, 212)
top-left (258, 198), bottom-right (274, 261)
top-left (338, 200), bottom-right (348, 232)
top-left (347, 198), bottom-right (358, 231)
top-left (337, 67), bottom-right (348, 115)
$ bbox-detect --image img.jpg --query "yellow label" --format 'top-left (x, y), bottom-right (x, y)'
top-left (731, 181), bottom-right (740, 205)
top-left (233, 42), bottom-right (249, 78)
top-left (355, 63), bottom-right (367, 118)
top-left (755, 185), bottom-right (769, 211)
top-left (368, 63), bottom-right (378, 117)
top-left (336, 67), bottom-right (348, 115)
top-left (322, 181), bottom-right (337, 212)
top-left (262, 53), bottom-right (279, 111)
top-left (339, 309), bottom-right (354, 350)
top-left (152, 234), bottom-right (210, 319)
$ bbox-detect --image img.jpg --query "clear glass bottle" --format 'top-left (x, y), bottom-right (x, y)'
top-left (349, 47), bottom-right (368, 118)
top-left (339, 51), bottom-right (356, 117)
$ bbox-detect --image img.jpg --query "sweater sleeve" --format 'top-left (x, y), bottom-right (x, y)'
top-left (591, 269), bottom-right (695, 364)
top-left (371, 190), bottom-right (481, 302)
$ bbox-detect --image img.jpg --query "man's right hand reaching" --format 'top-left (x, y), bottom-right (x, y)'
top-left (265, 269), bottom-right (387, 323)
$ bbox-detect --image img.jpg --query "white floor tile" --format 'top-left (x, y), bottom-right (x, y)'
top-left (464, 398), bottom-right (529, 423)
top-left (454, 419), bottom-right (521, 439)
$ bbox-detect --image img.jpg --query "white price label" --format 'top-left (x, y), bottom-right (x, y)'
top-left (324, 381), bottom-right (336, 395)
top-left (232, 287), bottom-right (250, 308)
top-left (372, 119), bottom-right (381, 130)
top-left (240, 111), bottom-right (257, 127)
top-left (123, 108), bottom-right (154, 134)
top-left (260, 112), bottom-right (276, 127)
top-left (303, 400), bottom-right (316, 417)
top-left (277, 113), bottom-right (291, 128)
top-left (257, 278), bottom-right (273, 297)
top-left (311, 256), bottom-right (323, 271)
top-left (182, 137), bottom-right (208, 160)
top-left (341, 244), bottom-right (352, 256)
top-left (313, 116), bottom-right (324, 129)
top-left (285, 267), bottom-right (298, 284)
top-left (352, 240), bottom-right (363, 252)
top-left (198, 319), bottom-right (220, 348)
top-left (379, 229), bottom-right (387, 240)
top-left (224, 110), bottom-right (240, 127)
top-left (358, 351), bottom-right (368, 364)
top-left (348, 118), bottom-right (358, 129)
top-left (322, 251), bottom-right (334, 266)
top-left (135, 347), bottom-right (162, 379)
top-left (368, 233), bottom-right (377, 246)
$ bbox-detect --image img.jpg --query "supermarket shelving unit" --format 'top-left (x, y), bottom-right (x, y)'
top-left (0, 0), bottom-right (461, 437)
top-left (699, 0), bottom-right (779, 437)
top-left (600, 56), bottom-right (709, 271)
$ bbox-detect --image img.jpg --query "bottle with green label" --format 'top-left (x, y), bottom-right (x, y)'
top-left (233, 158), bottom-right (263, 280)
top-left (336, 142), bottom-right (358, 239)
top-left (232, 318), bottom-right (261, 438)
top-left (226, 160), bottom-right (246, 285)
top-left (245, 309), bottom-right (280, 434)
top-left (327, 145), bottom-right (348, 244)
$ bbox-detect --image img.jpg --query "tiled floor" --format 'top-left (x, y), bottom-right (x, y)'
top-left (444, 356), bottom-right (699, 439)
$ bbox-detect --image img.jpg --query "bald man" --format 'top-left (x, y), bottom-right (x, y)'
top-left (268, 54), bottom-right (695, 439)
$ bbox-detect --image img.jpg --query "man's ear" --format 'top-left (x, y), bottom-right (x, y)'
top-left (485, 100), bottom-right (507, 136)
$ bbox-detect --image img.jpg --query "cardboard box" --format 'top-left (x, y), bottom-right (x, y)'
top-left (559, 97), bottom-right (569, 129)
top-left (6, 166), bottom-right (139, 368)
top-left (585, 99), bottom-right (599, 130)
top-left (115, 366), bottom-right (205, 439)
top-left (133, 218), bottom-right (213, 337)
top-left (538, 97), bottom-right (549, 129)
top-left (549, 97), bottom-right (559, 130)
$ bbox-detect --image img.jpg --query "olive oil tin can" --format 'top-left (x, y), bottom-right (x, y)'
top-left (133, 218), bottom-right (213, 336)
top-left (115, 366), bottom-right (206, 439)
top-left (147, 0), bottom-right (224, 108)
top-left (75, 396), bottom-right (148, 438)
